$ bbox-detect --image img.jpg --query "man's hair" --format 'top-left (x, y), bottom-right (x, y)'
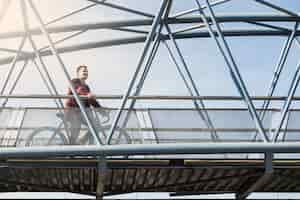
top-left (76, 65), bottom-right (88, 74)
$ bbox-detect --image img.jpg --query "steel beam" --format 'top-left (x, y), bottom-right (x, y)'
top-left (261, 23), bottom-right (298, 118)
top-left (111, 27), bottom-right (148, 35)
top-left (118, 33), bottom-right (162, 144)
top-left (106, 0), bottom-right (170, 144)
top-left (296, 37), bottom-right (300, 50)
top-left (0, 36), bottom-right (27, 96)
top-left (171, 0), bottom-right (231, 18)
top-left (172, 24), bottom-right (207, 34)
top-left (1, 94), bottom-right (300, 101)
top-left (245, 21), bottom-right (290, 32)
top-left (117, 0), bottom-right (172, 144)
top-left (19, 1), bottom-right (71, 136)
top-left (0, 31), bottom-right (89, 109)
top-left (20, 2), bottom-right (64, 109)
top-left (0, 14), bottom-right (299, 40)
top-left (273, 58), bottom-right (300, 142)
top-left (252, 23), bottom-right (299, 141)
top-left (254, 0), bottom-right (300, 17)
top-left (0, 143), bottom-right (300, 158)
top-left (87, 0), bottom-right (155, 18)
top-left (1, 29), bottom-right (299, 66)
top-left (46, 3), bottom-right (98, 25)
top-left (196, 0), bottom-right (269, 142)
top-left (1, 60), bottom-right (28, 107)
top-left (163, 39), bottom-right (218, 141)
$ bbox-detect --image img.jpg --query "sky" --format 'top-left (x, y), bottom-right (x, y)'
top-left (0, 0), bottom-right (300, 199)
top-left (1, 0), bottom-right (300, 103)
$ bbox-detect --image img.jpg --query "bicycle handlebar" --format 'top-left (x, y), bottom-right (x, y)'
top-left (94, 108), bottom-right (110, 124)
top-left (56, 107), bottom-right (111, 125)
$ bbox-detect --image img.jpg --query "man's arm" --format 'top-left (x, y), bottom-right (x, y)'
top-left (87, 93), bottom-right (101, 107)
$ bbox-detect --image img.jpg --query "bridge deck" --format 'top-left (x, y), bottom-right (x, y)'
top-left (0, 158), bottom-right (299, 196)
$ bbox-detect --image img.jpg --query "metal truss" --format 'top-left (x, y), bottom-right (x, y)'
top-left (0, 0), bottom-right (300, 198)
top-left (0, 0), bottom-right (300, 146)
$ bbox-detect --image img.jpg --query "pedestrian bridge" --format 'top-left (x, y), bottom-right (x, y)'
top-left (2, 94), bottom-right (300, 146)
top-left (0, 0), bottom-right (299, 198)
top-left (1, 96), bottom-right (300, 199)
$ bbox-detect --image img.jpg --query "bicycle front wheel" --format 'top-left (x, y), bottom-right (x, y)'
top-left (25, 127), bottom-right (68, 147)
top-left (102, 125), bottom-right (132, 144)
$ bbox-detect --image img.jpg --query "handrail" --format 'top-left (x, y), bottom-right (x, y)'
top-left (1, 94), bottom-right (300, 101)
top-left (1, 127), bottom-right (300, 132)
top-left (3, 143), bottom-right (300, 157)
top-left (0, 13), bottom-right (299, 40)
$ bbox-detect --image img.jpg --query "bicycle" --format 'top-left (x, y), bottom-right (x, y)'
top-left (25, 108), bottom-right (132, 146)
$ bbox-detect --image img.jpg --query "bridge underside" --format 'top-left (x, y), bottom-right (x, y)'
top-left (0, 158), bottom-right (299, 197)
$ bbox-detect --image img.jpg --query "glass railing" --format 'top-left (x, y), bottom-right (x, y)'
top-left (0, 107), bottom-right (299, 147)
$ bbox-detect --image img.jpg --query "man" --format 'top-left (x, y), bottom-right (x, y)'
top-left (65, 65), bottom-right (102, 144)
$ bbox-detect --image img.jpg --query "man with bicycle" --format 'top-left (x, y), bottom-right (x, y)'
top-left (65, 65), bottom-right (105, 145)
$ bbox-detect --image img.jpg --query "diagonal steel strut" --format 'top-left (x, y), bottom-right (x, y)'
top-left (195, 0), bottom-right (270, 142)
top-left (25, 0), bottom-right (103, 145)
top-left (106, 0), bottom-right (170, 145)
top-left (162, 30), bottom-right (219, 141)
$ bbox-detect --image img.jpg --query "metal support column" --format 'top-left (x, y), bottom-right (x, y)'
top-left (117, 0), bottom-right (173, 144)
top-left (118, 31), bottom-right (162, 143)
top-left (96, 157), bottom-right (107, 200)
top-left (236, 152), bottom-right (273, 199)
top-left (106, 0), bottom-right (170, 144)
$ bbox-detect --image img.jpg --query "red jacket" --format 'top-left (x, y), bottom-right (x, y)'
top-left (65, 78), bottom-right (100, 108)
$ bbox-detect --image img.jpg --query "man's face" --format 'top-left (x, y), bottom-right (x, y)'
top-left (77, 66), bottom-right (88, 80)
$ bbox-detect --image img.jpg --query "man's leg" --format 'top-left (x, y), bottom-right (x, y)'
top-left (68, 109), bottom-right (82, 145)
top-left (80, 108), bottom-right (101, 145)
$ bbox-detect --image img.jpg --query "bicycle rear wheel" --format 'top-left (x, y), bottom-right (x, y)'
top-left (25, 127), bottom-right (68, 146)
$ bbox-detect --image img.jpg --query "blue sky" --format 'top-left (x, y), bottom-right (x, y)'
top-left (0, 0), bottom-right (300, 199)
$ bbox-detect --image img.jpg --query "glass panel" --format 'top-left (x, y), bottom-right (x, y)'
top-left (148, 109), bottom-right (273, 143)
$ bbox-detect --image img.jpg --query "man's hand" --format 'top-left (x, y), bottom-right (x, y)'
top-left (87, 93), bottom-right (97, 100)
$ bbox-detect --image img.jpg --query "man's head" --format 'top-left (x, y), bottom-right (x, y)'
top-left (76, 65), bottom-right (88, 81)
